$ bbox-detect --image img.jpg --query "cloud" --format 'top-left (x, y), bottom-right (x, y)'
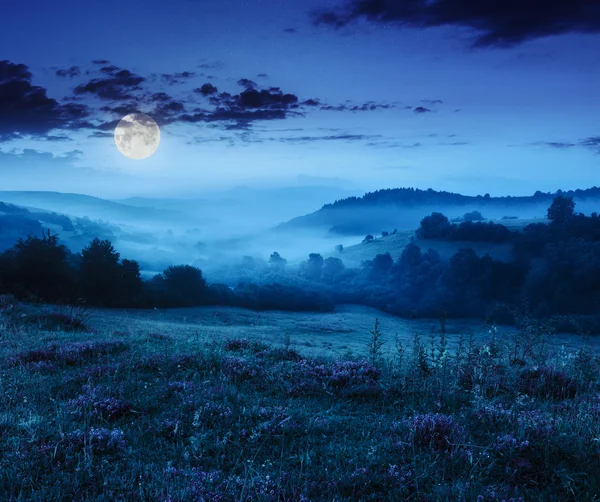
top-left (0, 148), bottom-right (82, 169)
top-left (284, 28), bottom-right (298, 34)
top-left (55, 66), bottom-right (81, 78)
top-left (312, 0), bottom-right (600, 47)
top-left (274, 133), bottom-right (382, 144)
top-left (91, 59), bottom-right (110, 65)
top-left (413, 106), bottom-right (432, 114)
top-left (74, 66), bottom-right (145, 100)
top-left (531, 137), bottom-right (600, 154)
top-left (580, 137), bottom-right (600, 154)
top-left (194, 83), bottom-right (218, 96)
top-left (535, 141), bottom-right (577, 149)
top-left (88, 131), bottom-right (113, 138)
top-left (44, 135), bottom-right (72, 142)
top-left (160, 71), bottom-right (195, 85)
top-left (257, 73), bottom-right (269, 78)
top-left (237, 78), bottom-right (258, 90)
top-left (319, 101), bottom-right (397, 111)
top-left (183, 83), bottom-right (310, 129)
top-left (198, 61), bottom-right (224, 70)
top-left (0, 60), bottom-right (89, 140)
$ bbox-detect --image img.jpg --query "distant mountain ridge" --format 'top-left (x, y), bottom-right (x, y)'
top-left (0, 191), bottom-right (182, 223)
top-left (278, 186), bottom-right (600, 235)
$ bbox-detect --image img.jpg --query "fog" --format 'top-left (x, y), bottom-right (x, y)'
top-left (2, 186), bottom-right (599, 285)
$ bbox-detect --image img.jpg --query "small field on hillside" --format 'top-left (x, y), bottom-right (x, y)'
top-left (1, 299), bottom-right (600, 501)
top-left (336, 218), bottom-right (545, 266)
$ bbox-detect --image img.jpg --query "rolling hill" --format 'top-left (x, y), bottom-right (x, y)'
top-left (323, 218), bottom-right (544, 267)
top-left (278, 186), bottom-right (600, 236)
top-left (0, 191), bottom-right (182, 224)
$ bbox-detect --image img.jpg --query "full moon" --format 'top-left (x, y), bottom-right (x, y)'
top-left (114, 113), bottom-right (160, 160)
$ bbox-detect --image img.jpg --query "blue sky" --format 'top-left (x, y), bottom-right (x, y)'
top-left (1, 0), bottom-right (599, 197)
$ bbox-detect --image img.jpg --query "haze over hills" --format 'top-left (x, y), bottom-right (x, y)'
top-left (278, 187), bottom-right (600, 236)
top-left (0, 191), bottom-right (182, 225)
top-left (1, 185), bottom-right (599, 276)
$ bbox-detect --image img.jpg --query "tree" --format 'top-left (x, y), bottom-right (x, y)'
top-left (547, 195), bottom-right (575, 224)
top-left (120, 259), bottom-right (143, 301)
top-left (416, 212), bottom-right (452, 239)
top-left (302, 253), bottom-right (324, 281)
top-left (463, 211), bottom-right (485, 222)
top-left (382, 231), bottom-right (389, 237)
top-left (369, 253), bottom-right (393, 280)
top-left (162, 265), bottom-right (207, 306)
top-left (80, 238), bottom-right (122, 305)
top-left (363, 234), bottom-right (374, 243)
top-left (335, 244), bottom-right (344, 254)
top-left (9, 231), bottom-right (74, 301)
top-left (269, 252), bottom-right (287, 272)
top-left (322, 257), bottom-right (345, 282)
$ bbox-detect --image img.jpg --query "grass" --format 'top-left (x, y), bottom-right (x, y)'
top-left (1, 298), bottom-right (600, 501)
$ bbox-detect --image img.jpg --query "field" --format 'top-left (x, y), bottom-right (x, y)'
top-left (1, 299), bottom-right (600, 501)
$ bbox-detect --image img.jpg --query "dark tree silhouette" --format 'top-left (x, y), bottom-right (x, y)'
top-left (80, 238), bottom-right (121, 306)
top-left (302, 253), bottom-right (324, 281)
top-left (269, 252), bottom-right (287, 272)
top-left (322, 257), bottom-right (345, 282)
top-left (547, 195), bottom-right (575, 224)
top-left (8, 231), bottom-right (74, 301)
top-left (417, 212), bottom-right (452, 239)
top-left (162, 265), bottom-right (208, 306)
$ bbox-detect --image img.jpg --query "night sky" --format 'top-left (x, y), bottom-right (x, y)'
top-left (1, 0), bottom-right (599, 197)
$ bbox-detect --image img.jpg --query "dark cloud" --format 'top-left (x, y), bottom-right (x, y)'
top-left (198, 61), bottom-right (224, 70)
top-left (194, 83), bottom-right (218, 96)
top-left (580, 136), bottom-right (600, 154)
top-left (0, 61), bottom-right (32, 81)
top-left (275, 133), bottom-right (381, 143)
top-left (532, 138), bottom-right (600, 154)
top-left (535, 141), bottom-right (577, 149)
top-left (74, 67), bottom-right (145, 100)
top-left (284, 28), bottom-right (298, 34)
top-left (413, 106), bottom-right (432, 114)
top-left (302, 99), bottom-right (321, 106)
top-left (422, 99), bottom-right (443, 105)
top-left (161, 71), bottom-right (195, 85)
top-left (91, 59), bottom-right (110, 65)
top-left (0, 60), bottom-right (89, 140)
top-left (179, 84), bottom-right (308, 128)
top-left (312, 0), bottom-right (600, 47)
top-left (55, 66), bottom-right (81, 78)
top-left (100, 65), bottom-right (120, 74)
top-left (237, 78), bottom-right (258, 90)
top-left (257, 73), bottom-right (269, 78)
top-left (319, 101), bottom-right (396, 111)
top-left (150, 92), bottom-right (172, 102)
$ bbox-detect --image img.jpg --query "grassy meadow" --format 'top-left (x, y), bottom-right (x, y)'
top-left (1, 296), bottom-right (600, 501)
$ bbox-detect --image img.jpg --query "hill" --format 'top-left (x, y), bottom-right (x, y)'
top-left (0, 191), bottom-right (182, 224)
top-left (330, 218), bottom-right (542, 266)
top-left (278, 186), bottom-right (600, 235)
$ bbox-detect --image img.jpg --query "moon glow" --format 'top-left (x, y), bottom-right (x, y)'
top-left (114, 113), bottom-right (160, 160)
